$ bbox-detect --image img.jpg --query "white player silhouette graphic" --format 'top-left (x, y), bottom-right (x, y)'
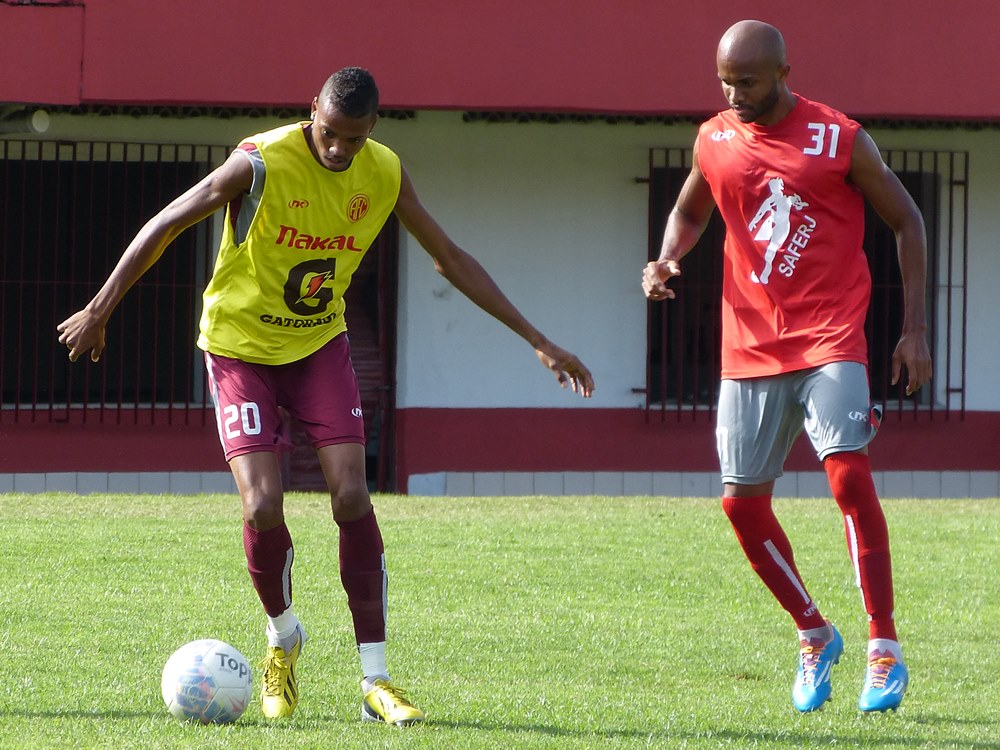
top-left (748, 177), bottom-right (809, 284)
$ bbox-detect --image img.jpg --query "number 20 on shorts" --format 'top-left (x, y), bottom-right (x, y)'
top-left (222, 402), bottom-right (262, 438)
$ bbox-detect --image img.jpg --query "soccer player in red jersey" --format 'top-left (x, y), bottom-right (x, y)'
top-left (59, 67), bottom-right (594, 726)
top-left (642, 21), bottom-right (932, 713)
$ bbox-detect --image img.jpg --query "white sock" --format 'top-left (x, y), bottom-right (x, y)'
top-left (798, 623), bottom-right (833, 643)
top-left (868, 638), bottom-right (903, 661)
top-left (359, 642), bottom-right (388, 682)
top-left (266, 607), bottom-right (300, 649)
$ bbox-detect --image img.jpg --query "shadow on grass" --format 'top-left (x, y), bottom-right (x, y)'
top-left (429, 718), bottom-right (1000, 749)
top-left (4, 709), bottom-right (998, 749)
top-left (0, 708), bottom-right (348, 725)
top-left (0, 709), bottom-right (162, 720)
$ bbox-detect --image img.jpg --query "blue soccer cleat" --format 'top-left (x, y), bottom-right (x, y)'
top-left (858, 652), bottom-right (908, 712)
top-left (792, 624), bottom-right (843, 712)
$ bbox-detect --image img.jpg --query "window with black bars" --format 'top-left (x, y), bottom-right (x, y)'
top-left (0, 140), bottom-right (229, 425)
top-left (643, 146), bottom-right (968, 421)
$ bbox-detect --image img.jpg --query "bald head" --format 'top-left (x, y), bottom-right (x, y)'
top-left (718, 20), bottom-right (786, 70)
top-left (715, 20), bottom-right (794, 125)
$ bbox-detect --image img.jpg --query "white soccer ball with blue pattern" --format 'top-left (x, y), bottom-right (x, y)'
top-left (161, 639), bottom-right (253, 724)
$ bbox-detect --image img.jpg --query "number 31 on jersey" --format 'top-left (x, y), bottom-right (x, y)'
top-left (804, 122), bottom-right (841, 158)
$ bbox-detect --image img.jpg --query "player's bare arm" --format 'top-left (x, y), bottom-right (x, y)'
top-left (643, 144), bottom-right (716, 301)
top-left (392, 165), bottom-right (594, 397)
top-left (848, 130), bottom-right (933, 395)
top-left (57, 151), bottom-right (254, 363)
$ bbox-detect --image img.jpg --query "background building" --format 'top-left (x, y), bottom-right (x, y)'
top-left (2, 0), bottom-right (998, 497)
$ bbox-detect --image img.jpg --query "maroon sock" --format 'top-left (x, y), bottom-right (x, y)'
top-left (338, 508), bottom-right (387, 644)
top-left (722, 494), bottom-right (827, 631)
top-left (825, 453), bottom-right (897, 641)
top-left (243, 522), bottom-right (294, 617)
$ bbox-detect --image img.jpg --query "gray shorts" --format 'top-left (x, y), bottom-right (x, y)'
top-left (716, 361), bottom-right (880, 484)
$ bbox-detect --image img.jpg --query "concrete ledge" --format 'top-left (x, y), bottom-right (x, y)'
top-left (2, 470), bottom-right (997, 499)
top-left (0, 472), bottom-right (236, 495)
top-left (407, 471), bottom-right (1000, 499)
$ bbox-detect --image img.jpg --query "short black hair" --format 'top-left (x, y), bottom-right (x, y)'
top-left (318, 67), bottom-right (380, 118)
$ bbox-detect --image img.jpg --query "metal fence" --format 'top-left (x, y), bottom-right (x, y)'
top-left (0, 140), bottom-right (972, 430)
top-left (0, 139), bottom-right (228, 425)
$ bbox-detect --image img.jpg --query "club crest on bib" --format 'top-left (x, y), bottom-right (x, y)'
top-left (347, 193), bottom-right (370, 223)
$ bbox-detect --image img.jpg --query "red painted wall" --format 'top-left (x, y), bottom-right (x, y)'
top-left (394, 409), bottom-right (1000, 491)
top-left (6, 407), bottom-right (995, 482)
top-left (0, 4), bottom-right (83, 105)
top-left (0, 411), bottom-right (225, 473)
top-left (2, 1), bottom-right (996, 119)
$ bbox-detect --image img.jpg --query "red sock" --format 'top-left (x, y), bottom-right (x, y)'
top-left (338, 508), bottom-right (387, 644)
top-left (722, 494), bottom-right (826, 631)
top-left (243, 522), bottom-right (294, 617)
top-left (825, 452), bottom-right (897, 641)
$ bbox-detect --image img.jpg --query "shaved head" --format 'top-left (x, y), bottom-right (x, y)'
top-left (718, 20), bottom-right (787, 70)
top-left (715, 20), bottom-right (794, 125)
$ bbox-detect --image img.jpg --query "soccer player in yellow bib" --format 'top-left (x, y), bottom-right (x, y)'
top-left (58, 67), bottom-right (594, 726)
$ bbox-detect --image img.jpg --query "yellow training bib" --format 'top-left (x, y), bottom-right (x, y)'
top-left (198, 123), bottom-right (400, 364)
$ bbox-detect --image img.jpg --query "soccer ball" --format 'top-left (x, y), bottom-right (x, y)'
top-left (161, 639), bottom-right (253, 724)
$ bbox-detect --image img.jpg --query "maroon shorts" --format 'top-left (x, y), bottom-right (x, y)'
top-left (204, 333), bottom-right (365, 461)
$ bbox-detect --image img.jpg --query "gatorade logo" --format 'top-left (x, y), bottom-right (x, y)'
top-left (283, 258), bottom-right (336, 315)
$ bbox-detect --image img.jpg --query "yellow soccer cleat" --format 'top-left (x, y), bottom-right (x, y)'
top-left (259, 628), bottom-right (304, 719)
top-left (361, 678), bottom-right (425, 726)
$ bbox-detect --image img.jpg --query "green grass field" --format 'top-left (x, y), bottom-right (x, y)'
top-left (0, 492), bottom-right (998, 749)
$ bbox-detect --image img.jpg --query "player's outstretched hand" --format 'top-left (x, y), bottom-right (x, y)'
top-left (534, 342), bottom-right (595, 398)
top-left (642, 259), bottom-right (681, 301)
top-left (57, 309), bottom-right (107, 363)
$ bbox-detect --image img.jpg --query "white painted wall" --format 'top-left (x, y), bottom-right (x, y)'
top-left (27, 111), bottom-right (1000, 411)
top-left (963, 131), bottom-right (1000, 410)
top-left (386, 111), bottom-right (684, 409)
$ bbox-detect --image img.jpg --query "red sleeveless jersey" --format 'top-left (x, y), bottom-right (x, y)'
top-left (696, 95), bottom-right (871, 379)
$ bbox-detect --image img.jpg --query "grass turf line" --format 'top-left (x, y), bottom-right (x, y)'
top-left (0, 492), bottom-right (997, 749)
